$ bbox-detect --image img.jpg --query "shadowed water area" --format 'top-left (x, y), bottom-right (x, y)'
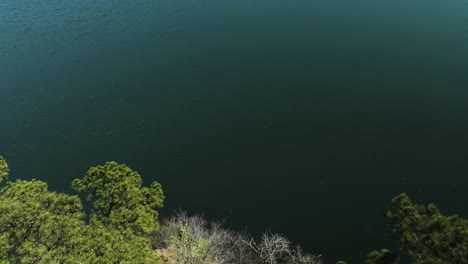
top-left (1, 0), bottom-right (468, 262)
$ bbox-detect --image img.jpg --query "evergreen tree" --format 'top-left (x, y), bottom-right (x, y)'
top-left (337, 193), bottom-right (467, 264)
top-left (364, 249), bottom-right (398, 264)
top-left (72, 161), bottom-right (165, 236)
top-left (0, 156), bottom-right (160, 264)
top-left (75, 223), bottom-right (160, 264)
top-left (386, 193), bottom-right (468, 264)
top-left (0, 156), bottom-right (9, 183)
top-left (0, 179), bottom-right (85, 263)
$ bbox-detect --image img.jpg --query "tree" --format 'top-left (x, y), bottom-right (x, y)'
top-left (0, 156), bottom-right (9, 183)
top-left (75, 224), bottom-right (160, 264)
top-left (72, 161), bottom-right (165, 236)
top-left (364, 249), bottom-right (399, 264)
top-left (0, 178), bottom-right (161, 264)
top-left (338, 193), bottom-right (468, 264)
top-left (0, 156), bottom-right (161, 264)
top-left (385, 193), bottom-right (468, 264)
top-left (0, 179), bottom-right (86, 263)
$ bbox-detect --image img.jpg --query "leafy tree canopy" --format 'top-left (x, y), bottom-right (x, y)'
top-left (0, 156), bottom-right (9, 183)
top-left (364, 249), bottom-right (398, 264)
top-left (0, 156), bottom-right (161, 264)
top-left (76, 224), bottom-right (160, 264)
top-left (386, 193), bottom-right (468, 264)
top-left (0, 179), bottom-right (85, 263)
top-left (338, 193), bottom-right (468, 264)
top-left (72, 161), bottom-right (165, 236)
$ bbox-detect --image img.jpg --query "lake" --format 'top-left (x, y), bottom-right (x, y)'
top-left (1, 0), bottom-right (468, 262)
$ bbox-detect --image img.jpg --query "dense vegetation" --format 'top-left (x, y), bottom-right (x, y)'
top-left (341, 193), bottom-right (467, 264)
top-left (0, 156), bottom-right (162, 264)
top-left (0, 155), bottom-right (466, 264)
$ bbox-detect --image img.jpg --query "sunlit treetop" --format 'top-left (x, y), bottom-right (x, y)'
top-left (0, 156), bottom-right (9, 183)
top-left (0, 157), bottom-right (161, 264)
top-left (72, 161), bottom-right (165, 235)
top-left (385, 193), bottom-right (468, 264)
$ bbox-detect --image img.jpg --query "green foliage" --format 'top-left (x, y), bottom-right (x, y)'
top-left (339, 193), bottom-right (467, 264)
top-left (386, 193), bottom-right (468, 264)
top-left (5, 152), bottom-right (466, 264)
top-left (169, 221), bottom-right (207, 264)
top-left (364, 249), bottom-right (398, 264)
top-left (0, 179), bottom-right (86, 263)
top-left (0, 156), bottom-right (9, 183)
top-left (72, 161), bottom-right (165, 236)
top-left (0, 157), bottom-right (161, 264)
top-left (75, 224), bottom-right (160, 264)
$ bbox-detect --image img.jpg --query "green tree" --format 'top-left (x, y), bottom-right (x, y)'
top-left (0, 179), bottom-right (86, 263)
top-left (0, 156), bottom-right (160, 264)
top-left (338, 193), bottom-right (467, 264)
top-left (75, 224), bottom-right (160, 264)
top-left (364, 249), bottom-right (398, 264)
top-left (0, 156), bottom-right (9, 183)
top-left (72, 161), bottom-right (165, 236)
top-left (386, 193), bottom-right (468, 264)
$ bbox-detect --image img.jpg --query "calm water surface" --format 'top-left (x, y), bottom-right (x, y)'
top-left (1, 0), bottom-right (468, 262)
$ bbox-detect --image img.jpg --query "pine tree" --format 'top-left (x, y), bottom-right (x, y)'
top-left (72, 161), bottom-right (165, 236)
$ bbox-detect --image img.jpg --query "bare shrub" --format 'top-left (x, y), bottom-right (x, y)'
top-left (245, 231), bottom-right (291, 264)
top-left (225, 231), bottom-right (262, 264)
top-left (151, 211), bottom-right (239, 264)
top-left (288, 245), bottom-right (323, 264)
top-left (260, 232), bottom-right (292, 264)
top-left (150, 211), bottom-right (323, 264)
top-left (243, 232), bottom-right (323, 264)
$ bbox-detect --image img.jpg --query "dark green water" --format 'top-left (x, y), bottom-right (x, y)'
top-left (1, 0), bottom-right (468, 262)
